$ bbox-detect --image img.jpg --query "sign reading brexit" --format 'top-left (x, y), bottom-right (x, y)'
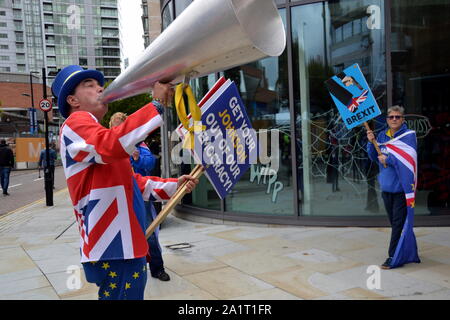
top-left (177, 78), bottom-right (257, 199)
top-left (325, 63), bottom-right (381, 129)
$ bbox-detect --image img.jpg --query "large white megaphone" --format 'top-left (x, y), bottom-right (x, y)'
top-left (101, 0), bottom-right (286, 103)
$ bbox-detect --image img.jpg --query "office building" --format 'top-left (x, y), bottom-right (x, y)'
top-left (156, 0), bottom-right (450, 226)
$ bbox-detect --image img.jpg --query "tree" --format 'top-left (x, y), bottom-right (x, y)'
top-left (100, 82), bottom-right (161, 159)
top-left (101, 81), bottom-right (153, 127)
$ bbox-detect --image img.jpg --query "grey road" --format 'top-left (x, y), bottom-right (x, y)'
top-left (0, 166), bottom-right (68, 216)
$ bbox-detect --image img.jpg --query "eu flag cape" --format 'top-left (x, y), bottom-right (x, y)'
top-left (381, 130), bottom-right (421, 268)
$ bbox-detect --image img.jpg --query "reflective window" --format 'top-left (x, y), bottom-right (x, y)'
top-left (175, 0), bottom-right (192, 17)
top-left (221, 9), bottom-right (293, 216)
top-left (158, 0), bottom-right (450, 224)
top-left (292, 0), bottom-right (387, 216)
top-left (391, 0), bottom-right (450, 216)
top-left (162, 2), bottom-right (174, 30)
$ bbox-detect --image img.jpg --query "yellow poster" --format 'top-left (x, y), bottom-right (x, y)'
top-left (15, 138), bottom-right (45, 162)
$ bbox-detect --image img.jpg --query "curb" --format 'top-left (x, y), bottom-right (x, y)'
top-left (0, 188), bottom-right (68, 221)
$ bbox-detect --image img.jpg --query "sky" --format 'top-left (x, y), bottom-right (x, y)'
top-left (118, 0), bottom-right (145, 71)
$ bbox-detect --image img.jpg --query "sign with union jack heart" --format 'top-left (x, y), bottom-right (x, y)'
top-left (325, 63), bottom-right (381, 129)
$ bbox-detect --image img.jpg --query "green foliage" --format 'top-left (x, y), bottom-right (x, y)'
top-left (101, 80), bottom-right (153, 127)
top-left (99, 82), bottom-right (165, 153)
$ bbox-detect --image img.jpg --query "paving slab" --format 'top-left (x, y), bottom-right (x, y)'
top-left (184, 267), bottom-right (274, 299)
top-left (0, 189), bottom-right (449, 300)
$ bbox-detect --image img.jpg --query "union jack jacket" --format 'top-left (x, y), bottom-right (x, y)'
top-left (60, 103), bottom-right (178, 263)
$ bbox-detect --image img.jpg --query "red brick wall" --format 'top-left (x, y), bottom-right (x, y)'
top-left (0, 82), bottom-right (52, 109)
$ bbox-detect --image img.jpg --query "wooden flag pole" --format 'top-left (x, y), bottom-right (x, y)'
top-left (170, 163), bottom-right (203, 200)
top-left (145, 164), bottom-right (204, 239)
top-left (145, 76), bottom-right (206, 239)
top-left (363, 122), bottom-right (386, 168)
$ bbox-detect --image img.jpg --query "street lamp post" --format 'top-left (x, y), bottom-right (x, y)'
top-left (42, 67), bottom-right (53, 206)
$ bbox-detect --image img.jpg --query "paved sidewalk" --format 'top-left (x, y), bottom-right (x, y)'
top-left (0, 189), bottom-right (449, 300)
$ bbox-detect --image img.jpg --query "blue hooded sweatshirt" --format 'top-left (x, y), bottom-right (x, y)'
top-left (367, 122), bottom-right (410, 193)
top-left (130, 142), bottom-right (160, 232)
top-left (131, 142), bottom-right (156, 176)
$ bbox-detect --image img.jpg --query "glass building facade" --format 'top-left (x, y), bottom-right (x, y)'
top-left (0, 0), bottom-right (120, 81)
top-left (160, 0), bottom-right (450, 226)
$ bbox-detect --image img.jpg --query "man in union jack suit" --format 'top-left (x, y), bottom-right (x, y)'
top-left (367, 105), bottom-right (420, 269)
top-left (109, 112), bottom-right (171, 282)
top-left (52, 65), bottom-right (199, 299)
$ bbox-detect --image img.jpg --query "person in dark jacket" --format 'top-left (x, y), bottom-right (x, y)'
top-left (0, 139), bottom-right (14, 196)
top-left (110, 112), bottom-right (171, 282)
top-left (39, 143), bottom-right (57, 189)
top-left (366, 105), bottom-right (415, 269)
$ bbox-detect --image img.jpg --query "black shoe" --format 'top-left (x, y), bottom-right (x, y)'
top-left (381, 257), bottom-right (392, 269)
top-left (3, 192), bottom-right (9, 196)
top-left (153, 270), bottom-right (170, 281)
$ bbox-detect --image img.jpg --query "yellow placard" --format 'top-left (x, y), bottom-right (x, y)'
top-left (15, 138), bottom-right (45, 162)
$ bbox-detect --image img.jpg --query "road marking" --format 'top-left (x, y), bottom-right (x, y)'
top-left (34, 178), bottom-right (44, 181)
top-left (9, 184), bottom-right (22, 188)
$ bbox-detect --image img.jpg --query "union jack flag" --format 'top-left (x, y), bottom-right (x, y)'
top-left (347, 89), bottom-right (368, 113)
top-left (381, 130), bottom-right (421, 268)
top-left (60, 104), bottom-right (178, 263)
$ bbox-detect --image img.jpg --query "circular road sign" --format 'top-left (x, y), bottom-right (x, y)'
top-left (39, 98), bottom-right (52, 112)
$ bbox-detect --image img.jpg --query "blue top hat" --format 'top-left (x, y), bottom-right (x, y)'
top-left (51, 65), bottom-right (104, 118)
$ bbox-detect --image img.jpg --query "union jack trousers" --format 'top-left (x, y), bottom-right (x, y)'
top-left (59, 103), bottom-right (178, 263)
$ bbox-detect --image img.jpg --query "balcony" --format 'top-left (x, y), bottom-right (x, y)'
top-left (103, 72), bottom-right (120, 78)
top-left (101, 29), bottom-right (119, 38)
top-left (45, 37), bottom-right (55, 45)
top-left (100, 9), bottom-right (118, 18)
top-left (46, 47), bottom-right (56, 56)
top-left (46, 58), bottom-right (56, 66)
top-left (101, 39), bottom-right (120, 46)
top-left (100, 0), bottom-right (117, 8)
top-left (101, 50), bottom-right (120, 57)
top-left (43, 5), bottom-right (53, 13)
top-left (96, 59), bottom-right (120, 67)
top-left (44, 14), bottom-right (54, 24)
top-left (101, 19), bottom-right (118, 27)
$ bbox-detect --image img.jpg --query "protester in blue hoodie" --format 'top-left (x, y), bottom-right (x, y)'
top-left (366, 105), bottom-right (415, 269)
top-left (110, 112), bottom-right (170, 282)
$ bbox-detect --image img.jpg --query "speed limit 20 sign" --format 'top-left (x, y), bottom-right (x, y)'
top-left (39, 98), bottom-right (52, 112)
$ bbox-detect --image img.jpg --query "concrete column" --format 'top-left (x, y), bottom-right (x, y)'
top-left (147, 0), bottom-right (162, 45)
